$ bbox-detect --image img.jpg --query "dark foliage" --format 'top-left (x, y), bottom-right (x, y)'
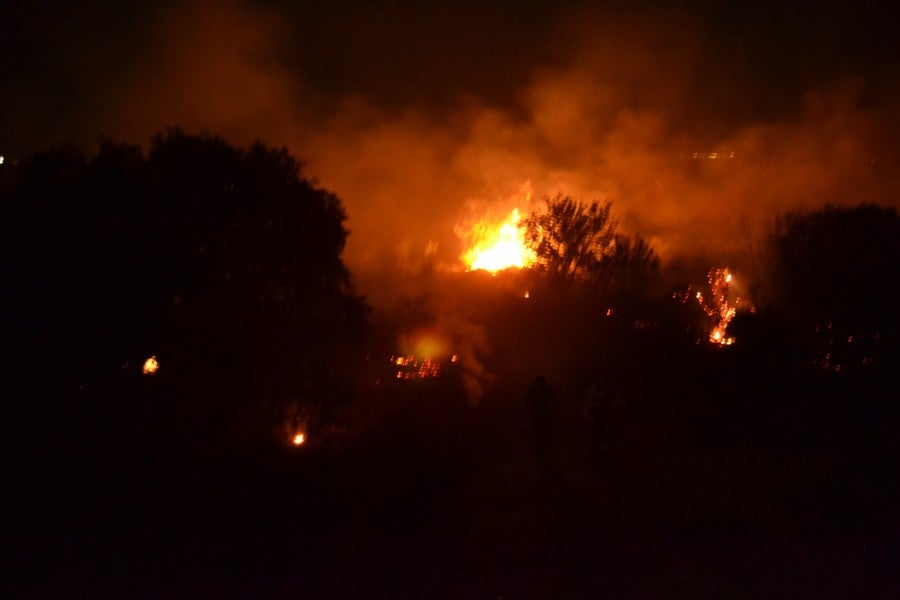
top-left (1, 130), bottom-right (367, 447)
top-left (524, 194), bottom-right (617, 281)
top-left (524, 194), bottom-right (659, 294)
top-left (599, 233), bottom-right (661, 294)
top-left (763, 204), bottom-right (900, 371)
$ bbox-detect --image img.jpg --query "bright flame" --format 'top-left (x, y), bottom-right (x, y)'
top-left (674, 268), bottom-right (753, 346)
top-left (704, 268), bottom-right (741, 345)
top-left (142, 355), bottom-right (159, 375)
top-left (460, 208), bottom-right (536, 273)
top-left (292, 432), bottom-right (306, 446)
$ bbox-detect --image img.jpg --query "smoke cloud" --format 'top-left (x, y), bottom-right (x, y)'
top-left (9, 1), bottom-right (898, 290)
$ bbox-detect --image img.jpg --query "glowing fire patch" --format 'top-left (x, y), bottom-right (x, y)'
top-left (142, 355), bottom-right (159, 375)
top-left (292, 432), bottom-right (306, 446)
top-left (675, 268), bottom-right (753, 346)
top-left (460, 208), bottom-right (536, 273)
top-left (392, 355), bottom-right (442, 379)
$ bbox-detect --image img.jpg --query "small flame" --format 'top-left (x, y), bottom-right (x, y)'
top-left (142, 355), bottom-right (159, 375)
top-left (292, 432), bottom-right (306, 446)
top-left (460, 208), bottom-right (536, 273)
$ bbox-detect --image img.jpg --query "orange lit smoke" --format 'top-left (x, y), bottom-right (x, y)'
top-left (81, 2), bottom-right (898, 280)
top-left (459, 208), bottom-right (536, 273)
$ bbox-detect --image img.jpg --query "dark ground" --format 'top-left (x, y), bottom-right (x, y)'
top-left (5, 365), bottom-right (899, 599)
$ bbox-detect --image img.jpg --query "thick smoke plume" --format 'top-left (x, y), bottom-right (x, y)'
top-left (75, 1), bottom-right (898, 284)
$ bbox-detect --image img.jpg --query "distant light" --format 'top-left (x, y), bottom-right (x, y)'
top-left (292, 432), bottom-right (306, 446)
top-left (142, 355), bottom-right (159, 375)
top-left (0, 155), bottom-right (4, 165)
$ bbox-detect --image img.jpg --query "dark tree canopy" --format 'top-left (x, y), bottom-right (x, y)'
top-left (600, 234), bottom-right (661, 292)
top-left (766, 204), bottom-right (900, 330)
top-left (524, 194), bottom-right (659, 294)
top-left (763, 204), bottom-right (900, 371)
top-left (525, 194), bottom-right (617, 281)
top-left (1, 130), bottom-right (367, 404)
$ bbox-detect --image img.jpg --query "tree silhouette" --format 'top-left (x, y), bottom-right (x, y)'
top-left (523, 194), bottom-right (659, 293)
top-left (764, 204), bottom-right (900, 370)
top-left (600, 233), bottom-right (660, 293)
top-left (1, 130), bottom-right (367, 443)
top-left (524, 194), bottom-right (617, 281)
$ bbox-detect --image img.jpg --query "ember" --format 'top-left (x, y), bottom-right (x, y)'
top-left (391, 355), bottom-right (442, 379)
top-left (292, 432), bottom-right (307, 446)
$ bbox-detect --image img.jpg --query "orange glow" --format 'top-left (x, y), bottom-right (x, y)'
top-left (704, 268), bottom-right (743, 345)
top-left (142, 355), bottom-right (159, 375)
top-left (674, 267), bottom-right (752, 346)
top-left (391, 354), bottom-right (442, 379)
top-left (292, 432), bottom-right (306, 446)
top-left (398, 328), bottom-right (450, 361)
top-left (460, 208), bottom-right (536, 273)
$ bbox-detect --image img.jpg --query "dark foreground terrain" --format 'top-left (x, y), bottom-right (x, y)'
top-left (6, 366), bottom-right (899, 599)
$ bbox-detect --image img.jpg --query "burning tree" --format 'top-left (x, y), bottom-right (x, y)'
top-left (673, 268), bottom-right (753, 346)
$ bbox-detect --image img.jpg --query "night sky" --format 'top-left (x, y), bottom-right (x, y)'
top-left (3, 0), bottom-right (899, 277)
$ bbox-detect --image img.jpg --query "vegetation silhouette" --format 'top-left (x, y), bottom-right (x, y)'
top-left (1, 129), bottom-right (367, 452)
top-left (760, 203), bottom-right (900, 373)
top-left (524, 194), bottom-right (618, 282)
top-left (524, 193), bottom-right (660, 297)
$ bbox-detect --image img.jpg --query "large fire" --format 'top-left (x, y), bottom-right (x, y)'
top-left (460, 208), bottom-right (536, 273)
